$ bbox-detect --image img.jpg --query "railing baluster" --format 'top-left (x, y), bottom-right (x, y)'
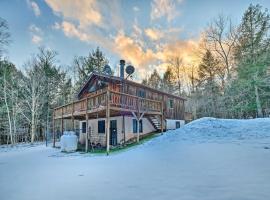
top-left (56, 89), bottom-right (163, 118)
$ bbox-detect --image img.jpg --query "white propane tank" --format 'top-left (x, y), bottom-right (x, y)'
top-left (60, 131), bottom-right (78, 152)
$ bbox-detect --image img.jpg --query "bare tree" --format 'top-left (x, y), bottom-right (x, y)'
top-left (204, 15), bottom-right (237, 82)
top-left (0, 61), bottom-right (23, 144)
top-left (3, 67), bottom-right (13, 144)
top-left (21, 58), bottom-right (46, 143)
top-left (168, 56), bottom-right (185, 96)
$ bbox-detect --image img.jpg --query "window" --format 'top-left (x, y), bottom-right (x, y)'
top-left (82, 122), bottom-right (86, 133)
top-left (98, 120), bottom-right (105, 134)
top-left (133, 119), bottom-right (143, 133)
top-left (137, 89), bottom-right (146, 98)
top-left (169, 99), bottom-right (174, 109)
top-left (139, 120), bottom-right (143, 133)
top-left (88, 84), bottom-right (96, 93)
top-left (176, 121), bottom-right (180, 129)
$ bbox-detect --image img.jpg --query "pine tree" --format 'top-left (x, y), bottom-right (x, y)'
top-left (234, 4), bottom-right (270, 117)
top-left (197, 50), bottom-right (220, 116)
top-left (148, 69), bottom-right (162, 90)
top-left (163, 66), bottom-right (175, 93)
top-left (73, 47), bottom-right (109, 87)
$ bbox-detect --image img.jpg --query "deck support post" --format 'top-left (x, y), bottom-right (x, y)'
top-left (137, 98), bottom-right (140, 143)
top-left (106, 90), bottom-right (110, 155)
top-left (85, 113), bottom-right (89, 153)
top-left (161, 101), bottom-right (164, 134)
top-left (72, 102), bottom-right (74, 131)
top-left (136, 112), bottom-right (140, 142)
top-left (53, 110), bottom-right (56, 147)
top-left (85, 98), bottom-right (89, 152)
top-left (122, 115), bottom-right (125, 145)
top-left (132, 111), bottom-right (145, 143)
top-left (61, 107), bottom-right (63, 135)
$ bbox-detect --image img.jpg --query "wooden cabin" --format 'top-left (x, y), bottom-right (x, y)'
top-left (53, 68), bottom-right (186, 153)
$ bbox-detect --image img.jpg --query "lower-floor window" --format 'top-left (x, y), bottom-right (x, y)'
top-left (176, 121), bottom-right (180, 129)
top-left (133, 119), bottom-right (143, 133)
top-left (82, 122), bottom-right (86, 133)
top-left (98, 120), bottom-right (105, 134)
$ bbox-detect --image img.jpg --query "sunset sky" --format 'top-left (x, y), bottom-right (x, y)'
top-left (1, 0), bottom-right (270, 79)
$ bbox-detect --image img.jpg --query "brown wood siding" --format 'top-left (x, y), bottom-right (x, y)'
top-left (163, 95), bottom-right (184, 120)
top-left (123, 82), bottom-right (185, 120)
top-left (78, 76), bottom-right (185, 120)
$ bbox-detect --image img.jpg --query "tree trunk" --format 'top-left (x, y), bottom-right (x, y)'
top-left (177, 80), bottom-right (181, 96)
top-left (31, 117), bottom-right (36, 143)
top-left (12, 90), bottom-right (18, 144)
top-left (3, 71), bottom-right (14, 145)
top-left (254, 84), bottom-right (263, 117)
top-left (31, 93), bottom-right (36, 143)
top-left (192, 98), bottom-right (197, 120)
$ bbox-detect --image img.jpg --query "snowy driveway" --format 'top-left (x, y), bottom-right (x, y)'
top-left (1, 118), bottom-right (270, 200)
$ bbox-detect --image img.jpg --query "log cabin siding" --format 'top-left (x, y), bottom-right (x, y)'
top-left (77, 74), bottom-right (185, 120)
top-left (106, 77), bottom-right (184, 120)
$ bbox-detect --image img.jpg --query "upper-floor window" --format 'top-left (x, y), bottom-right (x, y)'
top-left (169, 99), bottom-right (174, 109)
top-left (137, 89), bottom-right (146, 98)
top-left (88, 84), bottom-right (96, 93)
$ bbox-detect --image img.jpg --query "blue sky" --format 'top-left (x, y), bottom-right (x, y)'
top-left (1, 0), bottom-right (270, 79)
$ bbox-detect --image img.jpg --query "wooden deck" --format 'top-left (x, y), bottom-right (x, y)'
top-left (54, 88), bottom-right (163, 120)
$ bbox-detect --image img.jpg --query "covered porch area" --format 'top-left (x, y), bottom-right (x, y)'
top-left (53, 89), bottom-right (164, 154)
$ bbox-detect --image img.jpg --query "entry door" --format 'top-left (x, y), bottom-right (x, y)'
top-left (110, 120), bottom-right (117, 146)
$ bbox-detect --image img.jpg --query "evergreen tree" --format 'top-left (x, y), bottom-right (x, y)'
top-left (148, 69), bottom-right (162, 90)
top-left (141, 77), bottom-right (148, 85)
top-left (163, 66), bottom-right (175, 93)
top-left (233, 4), bottom-right (270, 117)
top-left (197, 50), bottom-right (220, 116)
top-left (73, 47), bottom-right (109, 87)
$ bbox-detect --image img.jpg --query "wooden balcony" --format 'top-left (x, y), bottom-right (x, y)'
top-left (54, 88), bottom-right (163, 120)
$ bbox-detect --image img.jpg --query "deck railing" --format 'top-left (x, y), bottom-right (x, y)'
top-left (54, 88), bottom-right (162, 118)
top-left (109, 91), bottom-right (162, 113)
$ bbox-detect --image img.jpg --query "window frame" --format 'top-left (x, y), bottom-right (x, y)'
top-left (169, 99), bottom-right (174, 109)
top-left (98, 120), bottom-right (106, 134)
top-left (82, 122), bottom-right (86, 133)
top-left (176, 121), bottom-right (180, 129)
top-left (133, 119), bottom-right (143, 133)
top-left (137, 89), bottom-right (146, 98)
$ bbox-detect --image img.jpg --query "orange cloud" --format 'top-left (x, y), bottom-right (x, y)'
top-left (60, 21), bottom-right (89, 41)
top-left (145, 28), bottom-right (164, 41)
top-left (114, 32), bottom-right (156, 68)
top-left (156, 40), bottom-right (199, 65)
top-left (45, 0), bottom-right (102, 27)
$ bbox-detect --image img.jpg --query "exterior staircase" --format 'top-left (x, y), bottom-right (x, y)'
top-left (147, 115), bottom-right (162, 131)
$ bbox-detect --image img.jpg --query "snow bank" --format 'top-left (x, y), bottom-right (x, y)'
top-left (0, 142), bottom-right (45, 153)
top-left (145, 117), bottom-right (270, 146)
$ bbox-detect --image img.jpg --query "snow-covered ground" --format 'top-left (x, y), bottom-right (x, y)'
top-left (1, 117), bottom-right (270, 200)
